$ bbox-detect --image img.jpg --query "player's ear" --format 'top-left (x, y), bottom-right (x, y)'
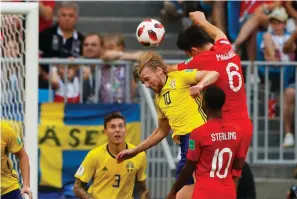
top-left (190, 47), bottom-right (199, 56)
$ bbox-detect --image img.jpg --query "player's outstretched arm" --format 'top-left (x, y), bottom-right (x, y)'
top-left (14, 147), bottom-right (32, 199)
top-left (101, 50), bottom-right (144, 61)
top-left (117, 118), bottom-right (171, 162)
top-left (189, 11), bottom-right (227, 42)
top-left (166, 159), bottom-right (197, 199)
top-left (135, 181), bottom-right (150, 199)
top-left (73, 178), bottom-right (95, 199)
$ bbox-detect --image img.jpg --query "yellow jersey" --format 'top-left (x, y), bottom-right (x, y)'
top-left (155, 69), bottom-right (207, 142)
top-left (75, 143), bottom-right (147, 199)
top-left (1, 121), bottom-right (22, 195)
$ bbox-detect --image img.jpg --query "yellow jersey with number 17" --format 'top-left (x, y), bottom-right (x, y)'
top-left (1, 121), bottom-right (23, 195)
top-left (75, 143), bottom-right (147, 199)
top-left (155, 69), bottom-right (207, 142)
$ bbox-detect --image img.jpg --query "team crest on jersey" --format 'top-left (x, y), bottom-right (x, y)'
top-left (184, 57), bottom-right (193, 64)
top-left (189, 139), bottom-right (195, 150)
top-left (126, 161), bottom-right (135, 172)
top-left (169, 80), bottom-right (176, 89)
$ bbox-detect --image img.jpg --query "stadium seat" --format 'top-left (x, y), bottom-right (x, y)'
top-left (227, 1), bottom-right (241, 42)
top-left (38, 89), bottom-right (54, 103)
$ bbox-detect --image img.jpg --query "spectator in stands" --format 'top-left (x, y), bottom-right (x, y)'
top-left (52, 64), bottom-right (80, 104)
top-left (282, 30), bottom-right (297, 147)
top-left (39, 0), bottom-right (55, 32)
top-left (160, 1), bottom-right (184, 23)
top-left (232, 1), bottom-right (281, 81)
top-left (39, 1), bottom-right (84, 59)
top-left (100, 33), bottom-right (131, 103)
top-left (260, 7), bottom-right (294, 118)
top-left (80, 33), bottom-right (104, 103)
top-left (284, 1), bottom-right (297, 33)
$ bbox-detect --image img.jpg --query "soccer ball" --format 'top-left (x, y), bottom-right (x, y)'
top-left (136, 19), bottom-right (165, 47)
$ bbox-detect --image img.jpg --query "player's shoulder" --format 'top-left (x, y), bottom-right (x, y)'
top-left (1, 121), bottom-right (16, 136)
top-left (168, 69), bottom-right (196, 77)
top-left (88, 144), bottom-right (107, 157)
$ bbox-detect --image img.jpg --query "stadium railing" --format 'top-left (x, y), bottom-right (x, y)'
top-left (38, 58), bottom-right (297, 197)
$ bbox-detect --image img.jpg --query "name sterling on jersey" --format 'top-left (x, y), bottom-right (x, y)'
top-left (216, 50), bottom-right (236, 61)
top-left (211, 132), bottom-right (237, 141)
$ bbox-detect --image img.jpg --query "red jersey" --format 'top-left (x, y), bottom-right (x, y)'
top-left (39, 0), bottom-right (55, 32)
top-left (187, 119), bottom-right (245, 191)
top-left (178, 38), bottom-right (248, 120)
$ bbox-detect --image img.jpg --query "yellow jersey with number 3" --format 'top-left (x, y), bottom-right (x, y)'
top-left (74, 143), bottom-right (147, 199)
top-left (155, 69), bottom-right (207, 142)
top-left (1, 121), bottom-right (23, 195)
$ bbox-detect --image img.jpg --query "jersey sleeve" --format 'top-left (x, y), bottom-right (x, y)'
top-left (186, 129), bottom-right (201, 161)
top-left (6, 125), bottom-right (23, 154)
top-left (136, 152), bottom-right (147, 182)
top-left (231, 136), bottom-right (246, 177)
top-left (214, 38), bottom-right (232, 47)
top-left (179, 69), bottom-right (198, 86)
top-left (177, 57), bottom-right (199, 71)
top-left (75, 150), bottom-right (98, 183)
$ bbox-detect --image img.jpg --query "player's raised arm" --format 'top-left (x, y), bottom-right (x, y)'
top-left (117, 117), bottom-right (171, 162)
top-left (182, 69), bottom-right (219, 98)
top-left (189, 11), bottom-right (227, 42)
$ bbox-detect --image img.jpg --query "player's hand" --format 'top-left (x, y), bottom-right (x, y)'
top-left (189, 11), bottom-right (207, 25)
top-left (116, 148), bottom-right (138, 163)
top-left (101, 50), bottom-right (123, 61)
top-left (21, 186), bottom-right (32, 199)
top-left (190, 84), bottom-right (204, 98)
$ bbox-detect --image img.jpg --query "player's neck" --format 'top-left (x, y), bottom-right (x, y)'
top-left (108, 142), bottom-right (127, 156)
top-left (207, 111), bottom-right (222, 120)
top-left (200, 43), bottom-right (213, 53)
top-left (161, 74), bottom-right (168, 87)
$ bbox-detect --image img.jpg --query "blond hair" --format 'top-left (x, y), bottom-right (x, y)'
top-left (133, 51), bottom-right (167, 80)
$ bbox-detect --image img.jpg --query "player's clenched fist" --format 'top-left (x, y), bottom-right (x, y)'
top-left (189, 84), bottom-right (204, 98)
top-left (189, 11), bottom-right (207, 24)
top-left (116, 148), bottom-right (138, 163)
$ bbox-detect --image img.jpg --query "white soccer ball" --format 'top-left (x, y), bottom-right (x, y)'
top-left (136, 19), bottom-right (166, 47)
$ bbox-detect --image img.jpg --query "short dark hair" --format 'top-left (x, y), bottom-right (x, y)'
top-left (176, 25), bottom-right (213, 51)
top-left (104, 112), bottom-right (126, 129)
top-left (204, 86), bottom-right (225, 110)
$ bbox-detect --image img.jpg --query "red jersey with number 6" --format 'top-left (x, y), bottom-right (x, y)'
top-left (187, 119), bottom-right (245, 199)
top-left (178, 38), bottom-right (248, 120)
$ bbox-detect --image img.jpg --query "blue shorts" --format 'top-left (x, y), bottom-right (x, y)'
top-left (175, 134), bottom-right (195, 185)
top-left (2, 189), bottom-right (22, 199)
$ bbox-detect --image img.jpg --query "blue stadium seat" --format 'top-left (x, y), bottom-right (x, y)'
top-left (227, 1), bottom-right (241, 42)
top-left (38, 89), bottom-right (54, 103)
